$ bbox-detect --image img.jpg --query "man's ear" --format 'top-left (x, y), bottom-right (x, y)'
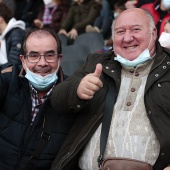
top-left (152, 27), bottom-right (157, 40)
top-left (20, 55), bottom-right (24, 62)
top-left (20, 55), bottom-right (26, 71)
top-left (59, 54), bottom-right (63, 59)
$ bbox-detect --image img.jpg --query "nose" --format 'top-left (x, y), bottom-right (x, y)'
top-left (123, 30), bottom-right (133, 43)
top-left (37, 56), bottom-right (48, 66)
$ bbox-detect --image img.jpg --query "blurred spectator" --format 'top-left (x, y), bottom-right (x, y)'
top-left (0, 0), bottom-right (16, 15)
top-left (58, 0), bottom-right (101, 44)
top-left (163, 19), bottom-right (170, 32)
top-left (86, 1), bottom-right (125, 39)
top-left (0, 2), bottom-right (25, 70)
top-left (125, 0), bottom-right (137, 9)
top-left (122, 0), bottom-right (155, 9)
top-left (159, 19), bottom-right (170, 49)
top-left (136, 0), bottom-right (155, 7)
top-left (141, 0), bottom-right (170, 36)
top-left (14, 0), bottom-right (44, 29)
top-left (86, 0), bottom-right (111, 39)
top-left (33, 0), bottom-right (69, 33)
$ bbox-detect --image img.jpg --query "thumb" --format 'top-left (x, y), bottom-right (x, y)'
top-left (93, 63), bottom-right (102, 78)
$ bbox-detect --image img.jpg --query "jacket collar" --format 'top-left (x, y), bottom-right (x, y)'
top-left (145, 42), bottom-right (170, 93)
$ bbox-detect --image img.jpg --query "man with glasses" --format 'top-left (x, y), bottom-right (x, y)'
top-left (0, 28), bottom-right (75, 170)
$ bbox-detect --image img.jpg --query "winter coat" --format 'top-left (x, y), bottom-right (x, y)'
top-left (0, 18), bottom-right (25, 70)
top-left (50, 42), bottom-right (170, 170)
top-left (61, 0), bottom-right (101, 34)
top-left (0, 65), bottom-right (75, 170)
top-left (36, 3), bottom-right (69, 33)
top-left (141, 0), bottom-right (170, 36)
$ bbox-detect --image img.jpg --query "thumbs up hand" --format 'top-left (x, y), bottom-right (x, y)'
top-left (77, 63), bottom-right (103, 100)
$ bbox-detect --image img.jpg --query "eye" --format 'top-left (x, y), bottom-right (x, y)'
top-left (132, 28), bottom-right (141, 32)
top-left (116, 30), bottom-right (125, 35)
top-left (29, 53), bottom-right (39, 58)
top-left (45, 53), bottom-right (56, 61)
top-left (46, 53), bottom-right (55, 57)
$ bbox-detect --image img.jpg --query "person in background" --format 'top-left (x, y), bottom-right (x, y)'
top-left (33, 0), bottom-right (69, 33)
top-left (58, 0), bottom-right (101, 44)
top-left (0, 28), bottom-right (75, 170)
top-left (163, 19), bottom-right (170, 32)
top-left (0, 2), bottom-right (25, 70)
top-left (85, 0), bottom-right (114, 39)
top-left (14, 0), bottom-right (44, 29)
top-left (99, 1), bottom-right (126, 51)
top-left (124, 0), bottom-right (137, 8)
top-left (123, 0), bottom-right (155, 9)
top-left (159, 19), bottom-right (170, 49)
top-left (0, 0), bottom-right (16, 14)
top-left (50, 8), bottom-right (170, 170)
top-left (141, 0), bottom-right (170, 36)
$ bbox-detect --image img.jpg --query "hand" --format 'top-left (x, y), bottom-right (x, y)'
top-left (77, 63), bottom-right (103, 100)
top-left (68, 28), bottom-right (78, 40)
top-left (34, 19), bottom-right (43, 28)
top-left (125, 0), bottom-right (137, 9)
top-left (58, 29), bottom-right (68, 36)
top-left (164, 167), bottom-right (170, 170)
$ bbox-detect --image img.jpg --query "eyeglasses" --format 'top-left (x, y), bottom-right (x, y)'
top-left (24, 53), bottom-right (61, 63)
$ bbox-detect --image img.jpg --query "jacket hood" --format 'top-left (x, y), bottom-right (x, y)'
top-left (0, 18), bottom-right (25, 39)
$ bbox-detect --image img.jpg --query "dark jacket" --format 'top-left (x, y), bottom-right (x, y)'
top-left (19, 0), bottom-right (44, 28)
top-left (61, 0), bottom-right (101, 34)
top-left (51, 42), bottom-right (170, 170)
top-left (0, 65), bottom-right (75, 170)
top-left (36, 3), bottom-right (69, 33)
top-left (141, 0), bottom-right (170, 36)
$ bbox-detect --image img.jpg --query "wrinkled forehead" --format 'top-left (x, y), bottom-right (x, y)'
top-left (114, 9), bottom-right (150, 30)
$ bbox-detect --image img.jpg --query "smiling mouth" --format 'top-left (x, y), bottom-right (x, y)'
top-left (125, 45), bottom-right (137, 50)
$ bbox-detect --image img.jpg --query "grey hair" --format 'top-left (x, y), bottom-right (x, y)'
top-left (111, 9), bottom-right (156, 40)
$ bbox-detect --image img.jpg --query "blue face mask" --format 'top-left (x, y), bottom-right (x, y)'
top-left (114, 48), bottom-right (151, 67)
top-left (25, 67), bottom-right (58, 91)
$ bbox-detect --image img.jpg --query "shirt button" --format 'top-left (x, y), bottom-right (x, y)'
top-left (155, 74), bottom-right (159, 77)
top-left (129, 69), bottom-right (134, 73)
top-left (167, 61), bottom-right (170, 65)
top-left (127, 102), bottom-right (131, 106)
top-left (158, 84), bottom-right (161, 88)
top-left (131, 88), bottom-right (135, 92)
top-left (163, 66), bottom-right (166, 69)
top-left (77, 105), bottom-right (81, 108)
top-left (106, 66), bottom-right (109, 69)
top-left (134, 72), bottom-right (139, 76)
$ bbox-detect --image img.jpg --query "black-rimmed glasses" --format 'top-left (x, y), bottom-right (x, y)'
top-left (24, 53), bottom-right (61, 63)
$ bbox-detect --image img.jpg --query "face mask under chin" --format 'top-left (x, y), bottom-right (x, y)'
top-left (24, 60), bottom-right (60, 91)
top-left (114, 33), bottom-right (153, 67)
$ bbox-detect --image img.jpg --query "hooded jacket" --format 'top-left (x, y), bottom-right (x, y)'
top-left (0, 18), bottom-right (25, 69)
